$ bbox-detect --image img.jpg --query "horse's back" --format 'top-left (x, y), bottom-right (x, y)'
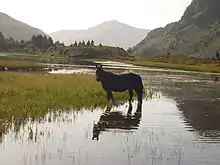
top-left (101, 70), bottom-right (143, 92)
top-left (121, 72), bottom-right (143, 89)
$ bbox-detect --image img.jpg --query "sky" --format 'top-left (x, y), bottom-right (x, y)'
top-left (0, 0), bottom-right (192, 34)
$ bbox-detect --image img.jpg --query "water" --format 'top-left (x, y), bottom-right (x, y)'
top-left (1, 64), bottom-right (220, 165)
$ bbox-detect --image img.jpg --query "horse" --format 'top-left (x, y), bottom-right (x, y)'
top-left (95, 64), bottom-right (144, 106)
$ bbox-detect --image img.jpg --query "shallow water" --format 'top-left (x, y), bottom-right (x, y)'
top-left (1, 65), bottom-right (220, 165)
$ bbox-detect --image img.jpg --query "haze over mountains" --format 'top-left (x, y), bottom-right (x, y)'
top-left (50, 20), bottom-right (150, 50)
top-left (133, 0), bottom-right (220, 59)
top-left (0, 12), bottom-right (150, 50)
top-left (0, 12), bottom-right (47, 41)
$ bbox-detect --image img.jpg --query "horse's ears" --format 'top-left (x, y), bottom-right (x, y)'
top-left (96, 63), bottom-right (102, 69)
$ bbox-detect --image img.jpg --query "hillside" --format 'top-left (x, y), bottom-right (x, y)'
top-left (50, 20), bottom-right (150, 50)
top-left (0, 32), bottom-right (132, 62)
top-left (63, 46), bottom-right (131, 61)
top-left (133, 0), bottom-right (220, 59)
top-left (0, 12), bottom-right (48, 41)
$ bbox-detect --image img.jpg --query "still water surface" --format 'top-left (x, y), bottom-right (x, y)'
top-left (0, 67), bottom-right (220, 165)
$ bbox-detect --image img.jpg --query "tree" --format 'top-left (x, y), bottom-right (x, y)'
top-left (82, 40), bottom-right (85, 46)
top-left (33, 35), bottom-right (43, 47)
top-left (42, 35), bottom-right (48, 48)
top-left (55, 41), bottom-right (60, 46)
top-left (91, 40), bottom-right (94, 46)
top-left (0, 32), bottom-right (6, 50)
top-left (216, 51), bottom-right (220, 60)
top-left (86, 40), bottom-right (90, 47)
top-left (5, 37), bottom-right (15, 49)
top-left (127, 47), bottom-right (132, 53)
top-left (31, 35), bottom-right (36, 42)
top-left (99, 43), bottom-right (102, 47)
top-left (73, 41), bottom-right (77, 47)
top-left (78, 41), bottom-right (82, 47)
top-left (47, 37), bottom-right (54, 47)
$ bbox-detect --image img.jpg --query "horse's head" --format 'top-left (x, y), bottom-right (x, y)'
top-left (95, 64), bottom-right (103, 82)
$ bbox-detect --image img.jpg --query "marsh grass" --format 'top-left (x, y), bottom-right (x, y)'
top-left (2, 52), bottom-right (68, 64)
top-left (0, 59), bottom-right (41, 68)
top-left (0, 72), bottom-right (150, 135)
top-left (118, 55), bottom-right (220, 73)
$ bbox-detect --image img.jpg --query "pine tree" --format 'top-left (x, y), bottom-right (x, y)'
top-left (0, 32), bottom-right (6, 50)
top-left (74, 41), bottom-right (78, 47)
top-left (82, 40), bottom-right (85, 46)
top-left (91, 40), bottom-right (94, 46)
top-left (86, 40), bottom-right (90, 47)
top-left (78, 41), bottom-right (82, 47)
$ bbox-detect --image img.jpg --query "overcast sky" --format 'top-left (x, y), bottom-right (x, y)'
top-left (0, 0), bottom-right (192, 34)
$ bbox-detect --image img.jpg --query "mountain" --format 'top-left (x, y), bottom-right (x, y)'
top-left (0, 12), bottom-right (48, 41)
top-left (133, 0), bottom-right (220, 59)
top-left (50, 20), bottom-right (150, 50)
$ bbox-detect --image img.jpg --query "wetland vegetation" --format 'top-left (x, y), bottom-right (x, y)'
top-left (0, 71), bottom-right (152, 135)
top-left (117, 55), bottom-right (220, 73)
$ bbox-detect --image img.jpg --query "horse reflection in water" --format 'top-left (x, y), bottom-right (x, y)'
top-left (92, 103), bottom-right (142, 140)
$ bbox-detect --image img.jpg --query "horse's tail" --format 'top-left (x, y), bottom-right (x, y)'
top-left (138, 75), bottom-right (144, 95)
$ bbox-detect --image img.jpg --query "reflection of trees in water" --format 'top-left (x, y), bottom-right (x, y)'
top-left (92, 104), bottom-right (142, 140)
top-left (177, 99), bottom-right (220, 131)
top-left (164, 82), bottom-right (220, 138)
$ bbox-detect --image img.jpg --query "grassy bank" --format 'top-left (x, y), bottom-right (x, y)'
top-left (1, 52), bottom-right (68, 64)
top-left (119, 56), bottom-right (220, 73)
top-left (0, 72), bottom-right (149, 123)
top-left (0, 59), bottom-right (41, 68)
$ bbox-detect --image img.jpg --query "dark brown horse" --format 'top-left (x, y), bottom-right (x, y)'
top-left (95, 64), bottom-right (144, 106)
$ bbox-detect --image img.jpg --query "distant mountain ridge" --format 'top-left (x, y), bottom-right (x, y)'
top-left (133, 0), bottom-right (220, 59)
top-left (50, 20), bottom-right (150, 49)
top-left (0, 12), bottom-right (48, 41)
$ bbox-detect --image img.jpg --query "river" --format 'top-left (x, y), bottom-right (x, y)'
top-left (0, 62), bottom-right (220, 165)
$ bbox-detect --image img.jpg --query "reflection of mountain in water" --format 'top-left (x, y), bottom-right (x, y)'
top-left (176, 98), bottom-right (220, 140)
top-left (177, 99), bottom-right (220, 131)
top-left (92, 104), bottom-right (142, 140)
top-left (163, 80), bottom-right (220, 139)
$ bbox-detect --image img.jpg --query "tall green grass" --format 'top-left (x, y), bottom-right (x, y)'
top-left (2, 52), bottom-right (68, 64)
top-left (0, 72), bottom-right (149, 121)
top-left (0, 59), bottom-right (41, 67)
top-left (0, 72), bottom-right (151, 135)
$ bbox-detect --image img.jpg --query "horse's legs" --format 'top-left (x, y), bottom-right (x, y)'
top-left (107, 91), bottom-right (111, 102)
top-left (107, 91), bottom-right (115, 104)
top-left (134, 88), bottom-right (143, 106)
top-left (127, 101), bottom-right (133, 116)
top-left (128, 89), bottom-right (133, 105)
top-left (138, 90), bottom-right (143, 106)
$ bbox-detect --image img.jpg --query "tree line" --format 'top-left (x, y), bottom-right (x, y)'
top-left (70, 40), bottom-right (103, 47)
top-left (0, 32), bottom-right (55, 52)
top-left (0, 32), bottom-right (102, 53)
